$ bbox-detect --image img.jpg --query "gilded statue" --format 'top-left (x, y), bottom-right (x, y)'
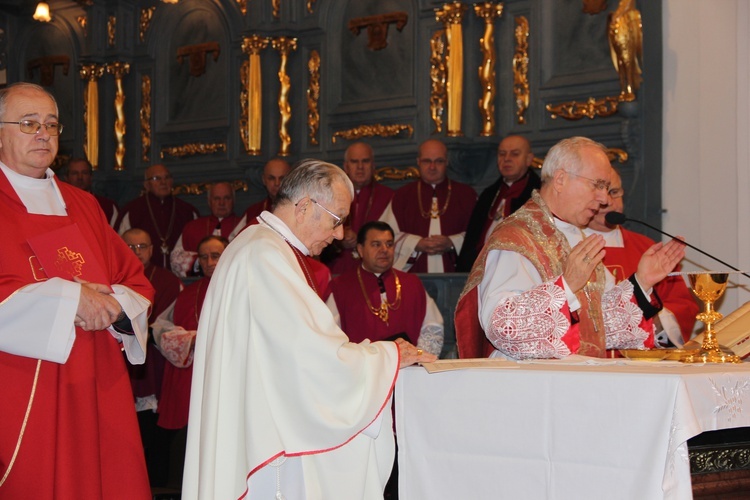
top-left (608, 0), bottom-right (642, 101)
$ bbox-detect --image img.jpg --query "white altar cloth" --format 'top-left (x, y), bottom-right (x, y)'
top-left (395, 359), bottom-right (750, 500)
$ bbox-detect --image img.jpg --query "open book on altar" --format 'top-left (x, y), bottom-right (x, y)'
top-left (690, 301), bottom-right (750, 359)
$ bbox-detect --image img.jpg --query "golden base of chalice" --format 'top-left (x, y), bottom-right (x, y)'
top-left (680, 273), bottom-right (742, 364)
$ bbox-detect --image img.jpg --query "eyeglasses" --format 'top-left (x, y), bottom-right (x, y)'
top-left (0, 120), bottom-right (63, 136)
top-left (564, 171), bottom-right (610, 192)
top-left (146, 175), bottom-right (173, 182)
top-left (608, 187), bottom-right (624, 199)
top-left (298, 198), bottom-right (344, 229)
top-left (127, 243), bottom-right (152, 251)
top-left (418, 158), bottom-right (447, 168)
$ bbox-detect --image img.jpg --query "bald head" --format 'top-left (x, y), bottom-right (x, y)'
top-left (417, 139), bottom-right (448, 185)
top-left (497, 135), bottom-right (533, 183)
top-left (143, 164), bottom-right (173, 199)
top-left (262, 159), bottom-right (292, 200)
top-left (122, 228), bottom-right (153, 267)
top-left (343, 142), bottom-right (375, 190)
top-left (207, 181), bottom-right (235, 218)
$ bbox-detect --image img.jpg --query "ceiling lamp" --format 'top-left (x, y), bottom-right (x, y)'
top-left (33, 2), bottom-right (51, 22)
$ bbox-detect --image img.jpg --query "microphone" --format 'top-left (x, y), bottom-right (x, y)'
top-left (604, 211), bottom-right (750, 280)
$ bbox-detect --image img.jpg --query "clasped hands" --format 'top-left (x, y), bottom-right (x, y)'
top-left (415, 235), bottom-right (454, 255)
top-left (564, 234), bottom-right (686, 293)
top-left (74, 277), bottom-right (123, 332)
top-left (395, 338), bottom-right (437, 368)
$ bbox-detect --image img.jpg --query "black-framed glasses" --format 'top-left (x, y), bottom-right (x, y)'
top-left (564, 170), bottom-right (610, 192)
top-left (0, 120), bottom-right (63, 136)
top-left (297, 198), bottom-right (344, 229)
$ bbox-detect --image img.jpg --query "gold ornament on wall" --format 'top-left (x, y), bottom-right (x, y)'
top-left (77, 16), bottom-right (87, 38)
top-left (106, 62), bottom-right (130, 171)
top-left (272, 37), bottom-right (297, 156)
top-left (608, 0), bottom-right (642, 102)
top-left (272, 0), bottom-right (280, 19)
top-left (139, 8), bottom-right (155, 43)
top-left (429, 30), bottom-right (447, 134)
top-left (141, 75), bottom-right (152, 162)
top-left (435, 1), bottom-right (467, 137)
top-left (348, 12), bottom-right (408, 51)
top-left (332, 124), bottom-right (413, 144)
top-left (474, 2), bottom-right (503, 137)
top-left (173, 179), bottom-right (248, 197)
top-left (107, 15), bottom-right (116, 48)
top-left (513, 16), bottom-right (530, 125)
top-left (241, 35), bottom-right (270, 155)
top-left (161, 142), bottom-right (227, 159)
top-left (307, 0), bottom-right (317, 14)
top-left (546, 96), bottom-right (620, 120)
top-left (79, 63), bottom-right (105, 170)
top-left (236, 0), bottom-right (247, 16)
top-left (307, 50), bottom-right (321, 146)
top-left (374, 166), bottom-right (420, 182)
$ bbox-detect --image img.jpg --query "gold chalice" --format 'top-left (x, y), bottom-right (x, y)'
top-left (681, 273), bottom-right (741, 363)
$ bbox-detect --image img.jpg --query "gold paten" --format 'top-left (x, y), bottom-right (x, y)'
top-left (307, 50), bottom-right (321, 146)
top-left (513, 16), bottom-right (530, 124)
top-left (332, 124), bottom-right (413, 144)
top-left (272, 37), bottom-right (298, 156)
top-left (474, 2), bottom-right (503, 137)
top-left (435, 2), bottom-right (467, 137)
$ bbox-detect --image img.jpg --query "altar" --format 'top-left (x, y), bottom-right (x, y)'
top-left (395, 358), bottom-right (750, 500)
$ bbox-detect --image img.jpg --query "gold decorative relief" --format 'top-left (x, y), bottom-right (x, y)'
top-left (272, 37), bottom-right (298, 156)
top-left (608, 0), bottom-right (642, 101)
top-left (435, 2), bottom-right (467, 137)
top-left (272, 0), bottom-right (280, 19)
top-left (141, 75), bottom-right (152, 162)
top-left (139, 7), bottom-right (155, 43)
top-left (513, 16), bottom-right (530, 125)
top-left (107, 15), bottom-right (116, 48)
top-left (77, 16), bottom-right (87, 38)
top-left (79, 64), bottom-right (105, 170)
top-left (429, 30), bottom-right (447, 134)
top-left (348, 12), bottom-right (408, 51)
top-left (374, 166), bottom-right (420, 182)
top-left (307, 50), bottom-right (321, 146)
top-left (106, 62), bottom-right (130, 171)
top-left (160, 142), bottom-right (227, 159)
top-left (546, 96), bottom-right (620, 120)
top-left (241, 35), bottom-right (270, 155)
top-left (307, 0), bottom-right (317, 14)
top-left (236, 0), bottom-right (247, 16)
top-left (173, 179), bottom-right (248, 196)
top-left (474, 2), bottom-right (503, 137)
top-left (332, 124), bottom-right (413, 144)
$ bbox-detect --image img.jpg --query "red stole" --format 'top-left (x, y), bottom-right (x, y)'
top-left (390, 178), bottom-right (476, 272)
top-left (330, 267), bottom-right (426, 344)
top-left (158, 277), bottom-right (210, 430)
top-left (0, 173), bottom-right (152, 498)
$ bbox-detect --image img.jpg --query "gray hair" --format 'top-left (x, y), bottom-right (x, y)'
top-left (207, 181), bottom-right (235, 201)
top-left (540, 137), bottom-right (608, 183)
top-left (275, 159), bottom-right (354, 206)
top-left (0, 83), bottom-right (59, 122)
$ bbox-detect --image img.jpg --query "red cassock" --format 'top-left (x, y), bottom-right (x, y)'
top-left (604, 228), bottom-right (699, 342)
top-left (157, 277), bottom-right (209, 430)
top-left (389, 179), bottom-right (477, 272)
top-left (0, 173), bottom-right (154, 499)
top-left (180, 214), bottom-right (242, 253)
top-left (94, 193), bottom-right (119, 226)
top-left (330, 267), bottom-right (426, 344)
top-left (243, 197), bottom-right (273, 227)
top-left (325, 182), bottom-right (393, 275)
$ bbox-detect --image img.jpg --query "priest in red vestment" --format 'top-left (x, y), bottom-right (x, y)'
top-left (322, 142), bottom-right (393, 274)
top-left (117, 163), bottom-right (199, 269)
top-left (171, 181), bottom-right (242, 277)
top-left (0, 83), bottom-right (154, 499)
top-left (64, 157), bottom-right (120, 227)
top-left (328, 221), bottom-right (444, 355)
top-left (455, 137), bottom-right (686, 359)
top-left (240, 158), bottom-right (292, 228)
top-left (457, 135), bottom-right (541, 271)
top-left (380, 139), bottom-right (477, 273)
top-left (586, 170), bottom-right (699, 345)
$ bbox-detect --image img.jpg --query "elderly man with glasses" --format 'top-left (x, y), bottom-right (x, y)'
top-left (585, 169), bottom-right (699, 347)
top-left (455, 136), bottom-right (687, 360)
top-left (0, 82), bottom-right (154, 497)
top-left (183, 159), bottom-right (435, 500)
top-left (117, 163), bottom-right (199, 269)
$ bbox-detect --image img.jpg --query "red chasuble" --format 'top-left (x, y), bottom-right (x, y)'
top-left (330, 267), bottom-right (426, 345)
top-left (604, 228), bottom-right (699, 342)
top-left (118, 193), bottom-right (200, 268)
top-left (390, 179), bottom-right (477, 272)
top-left (158, 276), bottom-right (209, 430)
top-left (0, 172), bottom-right (154, 499)
top-left (326, 182), bottom-right (393, 275)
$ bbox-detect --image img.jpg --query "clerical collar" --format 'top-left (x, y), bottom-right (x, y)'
top-left (503, 170), bottom-right (529, 187)
top-left (257, 210), bottom-right (310, 255)
top-left (0, 161), bottom-right (66, 215)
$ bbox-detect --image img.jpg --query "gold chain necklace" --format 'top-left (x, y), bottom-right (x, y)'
top-left (357, 267), bottom-right (402, 323)
top-left (145, 194), bottom-right (177, 259)
top-left (417, 180), bottom-right (452, 219)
